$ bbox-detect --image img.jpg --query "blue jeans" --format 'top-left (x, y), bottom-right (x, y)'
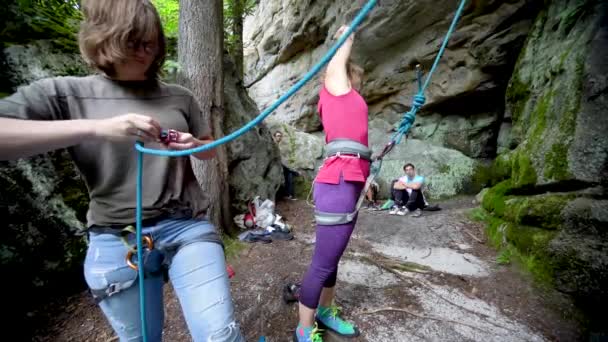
top-left (84, 218), bottom-right (245, 342)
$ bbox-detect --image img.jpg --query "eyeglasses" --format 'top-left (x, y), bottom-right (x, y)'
top-left (127, 40), bottom-right (158, 55)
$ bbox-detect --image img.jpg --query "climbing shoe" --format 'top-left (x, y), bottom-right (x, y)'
top-left (315, 304), bottom-right (360, 338)
top-left (293, 322), bottom-right (324, 342)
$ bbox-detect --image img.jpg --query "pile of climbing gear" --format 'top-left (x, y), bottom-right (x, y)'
top-left (235, 196), bottom-right (294, 243)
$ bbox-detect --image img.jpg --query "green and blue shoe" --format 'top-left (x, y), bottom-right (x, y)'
top-left (315, 304), bottom-right (360, 338)
top-left (293, 322), bottom-right (324, 342)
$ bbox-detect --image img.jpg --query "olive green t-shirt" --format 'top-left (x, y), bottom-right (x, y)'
top-left (0, 74), bottom-right (211, 228)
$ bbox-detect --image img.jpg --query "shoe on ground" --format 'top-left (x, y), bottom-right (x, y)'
top-left (389, 205), bottom-right (399, 215)
top-left (315, 304), bottom-right (359, 338)
top-left (412, 208), bottom-right (422, 217)
top-left (293, 322), bottom-right (324, 342)
top-left (397, 207), bottom-right (409, 216)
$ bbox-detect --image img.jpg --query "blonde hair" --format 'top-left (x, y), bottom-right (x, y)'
top-left (78, 0), bottom-right (167, 79)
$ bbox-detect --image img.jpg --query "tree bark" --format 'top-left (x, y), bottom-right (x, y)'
top-left (178, 0), bottom-right (232, 233)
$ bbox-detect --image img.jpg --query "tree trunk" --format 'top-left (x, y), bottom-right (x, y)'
top-left (232, 0), bottom-right (244, 79)
top-left (178, 0), bottom-right (232, 233)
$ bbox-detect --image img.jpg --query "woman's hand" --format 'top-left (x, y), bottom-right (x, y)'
top-left (94, 113), bottom-right (162, 143)
top-left (167, 132), bottom-right (216, 160)
top-left (333, 25), bottom-right (354, 41)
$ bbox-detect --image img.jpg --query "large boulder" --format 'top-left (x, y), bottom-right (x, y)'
top-left (0, 41), bottom-right (91, 329)
top-left (268, 123), bottom-right (324, 173)
top-left (224, 56), bottom-right (284, 213)
top-left (370, 118), bottom-right (478, 199)
top-left (478, 0), bottom-right (608, 327)
top-left (409, 111), bottom-right (500, 158)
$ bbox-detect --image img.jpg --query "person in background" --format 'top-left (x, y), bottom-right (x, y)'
top-left (389, 163), bottom-right (425, 217)
top-left (0, 1), bottom-right (244, 341)
top-left (273, 130), bottom-right (298, 201)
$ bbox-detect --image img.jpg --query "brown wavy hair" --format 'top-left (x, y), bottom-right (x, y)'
top-left (320, 59), bottom-right (365, 91)
top-left (78, 0), bottom-right (167, 79)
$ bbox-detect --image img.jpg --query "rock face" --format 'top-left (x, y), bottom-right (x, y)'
top-left (0, 41), bottom-right (91, 327)
top-left (4, 41), bottom-right (90, 87)
top-left (243, 0), bottom-right (541, 197)
top-left (478, 0), bottom-right (608, 326)
top-left (244, 0), bottom-right (538, 133)
top-left (224, 56), bottom-right (284, 212)
top-left (269, 123), bottom-right (324, 173)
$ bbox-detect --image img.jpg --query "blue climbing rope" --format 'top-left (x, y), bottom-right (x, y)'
top-left (132, 0), bottom-right (468, 339)
top-left (390, 0), bottom-right (468, 145)
top-left (133, 1), bottom-right (379, 340)
top-left (135, 0), bottom-right (379, 158)
top-left (370, 0), bottom-right (467, 181)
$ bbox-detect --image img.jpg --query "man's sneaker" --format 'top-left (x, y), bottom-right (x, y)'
top-left (389, 205), bottom-right (399, 215)
top-left (293, 322), bottom-right (324, 342)
top-left (397, 207), bottom-right (409, 216)
top-left (412, 208), bottom-right (422, 217)
top-left (315, 304), bottom-right (360, 338)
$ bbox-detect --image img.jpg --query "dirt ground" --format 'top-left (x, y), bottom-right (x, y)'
top-left (30, 196), bottom-right (585, 341)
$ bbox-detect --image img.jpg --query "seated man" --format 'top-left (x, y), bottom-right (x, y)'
top-left (389, 163), bottom-right (425, 217)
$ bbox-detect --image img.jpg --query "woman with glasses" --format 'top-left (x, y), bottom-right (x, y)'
top-left (0, 1), bottom-right (245, 341)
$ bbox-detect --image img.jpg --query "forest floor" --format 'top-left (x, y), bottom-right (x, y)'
top-left (31, 196), bottom-right (586, 341)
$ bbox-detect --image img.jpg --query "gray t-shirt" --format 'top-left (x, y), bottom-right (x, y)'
top-left (0, 74), bottom-right (211, 228)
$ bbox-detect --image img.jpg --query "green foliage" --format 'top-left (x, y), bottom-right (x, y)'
top-left (496, 248), bottom-right (512, 265)
top-left (152, 0), bottom-right (179, 39)
top-left (1, 0), bottom-right (83, 53)
top-left (222, 235), bottom-right (244, 260)
top-left (224, 0), bottom-right (257, 54)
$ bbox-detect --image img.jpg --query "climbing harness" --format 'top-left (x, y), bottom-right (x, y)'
top-left (87, 223), bottom-right (228, 304)
top-left (126, 0), bottom-right (467, 339)
top-left (324, 139), bottom-right (372, 161)
top-left (88, 225), bottom-right (164, 304)
top-left (314, 139), bottom-right (374, 224)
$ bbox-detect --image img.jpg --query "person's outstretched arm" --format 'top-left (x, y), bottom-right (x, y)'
top-left (0, 80), bottom-right (161, 161)
top-left (324, 25), bottom-right (354, 96)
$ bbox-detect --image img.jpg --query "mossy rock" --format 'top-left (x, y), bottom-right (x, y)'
top-left (481, 212), bottom-right (556, 286)
top-left (294, 174), bottom-right (313, 200)
top-left (481, 179), bottom-right (513, 217)
top-left (503, 193), bottom-right (575, 230)
top-left (504, 0), bottom-right (605, 187)
top-left (472, 153), bottom-right (514, 189)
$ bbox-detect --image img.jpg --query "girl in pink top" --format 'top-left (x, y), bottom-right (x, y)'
top-left (294, 25), bottom-right (369, 342)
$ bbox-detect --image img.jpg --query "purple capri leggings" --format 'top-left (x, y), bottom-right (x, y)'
top-left (298, 176), bottom-right (363, 309)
